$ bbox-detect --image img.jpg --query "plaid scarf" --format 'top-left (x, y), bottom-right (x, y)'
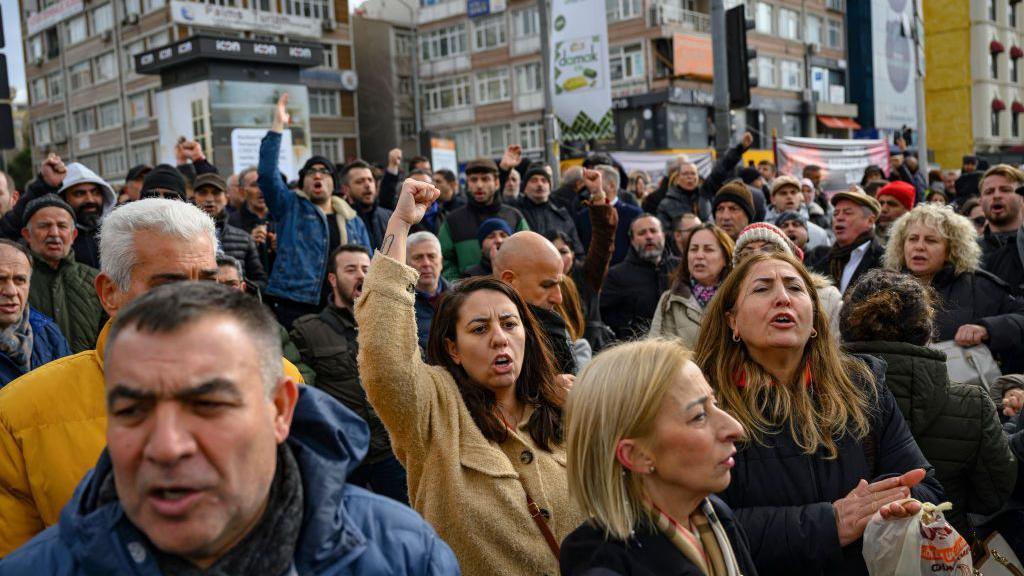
top-left (0, 309), bottom-right (33, 374)
top-left (646, 499), bottom-right (744, 576)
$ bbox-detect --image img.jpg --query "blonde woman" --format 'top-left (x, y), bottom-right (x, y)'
top-left (561, 339), bottom-right (757, 575)
top-left (694, 252), bottom-right (943, 576)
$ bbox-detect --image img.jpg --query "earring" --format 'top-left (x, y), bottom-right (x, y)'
top-left (648, 465), bottom-right (656, 474)
top-left (732, 332), bottom-right (741, 343)
top-left (810, 328), bottom-right (818, 339)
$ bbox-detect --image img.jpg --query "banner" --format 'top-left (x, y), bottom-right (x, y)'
top-left (27, 0), bottom-right (83, 36)
top-left (609, 150), bottom-right (713, 186)
top-left (870, 0), bottom-right (917, 129)
top-left (551, 0), bottom-right (613, 141)
top-left (775, 138), bottom-right (890, 195)
top-left (170, 0), bottom-right (323, 40)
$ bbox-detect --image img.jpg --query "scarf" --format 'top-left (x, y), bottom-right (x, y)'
top-left (828, 231), bottom-right (874, 285)
top-left (646, 499), bottom-right (743, 576)
top-left (690, 279), bottom-right (719, 309)
top-left (0, 309), bottom-right (33, 374)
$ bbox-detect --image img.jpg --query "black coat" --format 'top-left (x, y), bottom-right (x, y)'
top-left (356, 203), bottom-right (394, 249)
top-left (718, 355), bottom-right (945, 576)
top-left (600, 248), bottom-right (679, 341)
top-left (929, 265), bottom-right (1024, 373)
top-left (810, 238), bottom-right (886, 294)
top-left (979, 227), bottom-right (1024, 296)
top-left (560, 496), bottom-right (760, 576)
top-left (514, 196), bottom-right (584, 258)
top-left (531, 304), bottom-right (577, 375)
top-left (216, 215), bottom-right (267, 284)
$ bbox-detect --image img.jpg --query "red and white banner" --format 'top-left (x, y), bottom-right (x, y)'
top-left (775, 137), bottom-right (890, 196)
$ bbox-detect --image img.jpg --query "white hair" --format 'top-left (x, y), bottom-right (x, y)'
top-left (595, 164), bottom-right (619, 194)
top-left (99, 198), bottom-right (219, 292)
top-left (407, 231), bottom-right (441, 254)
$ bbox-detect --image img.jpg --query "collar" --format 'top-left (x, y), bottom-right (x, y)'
top-left (93, 319), bottom-right (114, 370)
top-left (610, 196), bottom-right (620, 206)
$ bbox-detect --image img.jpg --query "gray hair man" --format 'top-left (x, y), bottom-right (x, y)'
top-left (407, 231), bottom-right (447, 349)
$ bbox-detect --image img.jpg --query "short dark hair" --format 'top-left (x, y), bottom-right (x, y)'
top-left (409, 168), bottom-right (432, 179)
top-left (216, 254), bottom-right (244, 280)
top-left (340, 160), bottom-right (373, 186)
top-left (840, 269), bottom-right (935, 346)
top-left (106, 281), bottom-right (284, 391)
top-left (543, 230), bottom-right (575, 253)
top-left (0, 239), bottom-right (33, 267)
top-left (409, 156), bottom-right (430, 171)
top-left (328, 244), bottom-right (371, 274)
top-left (434, 169), bottom-right (457, 185)
top-left (803, 164), bottom-right (821, 175)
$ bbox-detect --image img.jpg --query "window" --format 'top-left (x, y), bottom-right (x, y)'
top-left (400, 119), bottom-right (416, 139)
top-left (66, 14), bottom-right (88, 45)
top-left (806, 15), bottom-right (822, 46)
top-left (519, 120), bottom-right (543, 153)
top-left (515, 62), bottom-right (542, 94)
top-left (395, 32), bottom-right (413, 58)
top-left (34, 120), bottom-right (51, 146)
top-left (147, 30), bottom-right (170, 49)
top-left (321, 45), bottom-right (336, 68)
top-left (610, 43), bottom-right (644, 82)
top-left (827, 19), bottom-right (842, 49)
top-left (312, 136), bottom-right (342, 159)
top-left (779, 8), bottom-right (800, 40)
top-left (98, 101), bottom-right (122, 128)
top-left (283, 0), bottom-right (332, 20)
top-left (993, 110), bottom-right (1001, 136)
top-left (309, 89), bottom-right (340, 116)
top-left (780, 60), bottom-right (803, 90)
top-left (29, 35), bottom-right (44, 61)
top-left (91, 4), bottom-right (114, 34)
top-left (101, 149), bottom-right (126, 177)
top-left (94, 52), bottom-right (117, 83)
top-left (782, 113), bottom-right (801, 137)
top-left (473, 15), bottom-right (507, 52)
top-left (513, 7), bottom-right (539, 38)
top-left (51, 116), bottom-right (66, 142)
top-left (124, 0), bottom-right (141, 14)
top-left (398, 75), bottom-right (412, 95)
top-left (191, 100), bottom-right (208, 155)
top-left (479, 124), bottom-right (511, 156)
top-left (128, 92), bottom-right (150, 125)
top-left (48, 73), bottom-right (63, 100)
top-left (1012, 2), bottom-right (1019, 28)
top-left (476, 68), bottom-right (510, 104)
top-left (757, 56), bottom-right (776, 88)
top-left (144, 0), bottom-right (166, 12)
top-left (606, 0), bottom-right (641, 21)
top-left (74, 108), bottom-right (97, 134)
top-left (988, 0), bottom-right (996, 21)
top-left (45, 28), bottom-right (60, 59)
top-left (992, 52), bottom-right (1000, 79)
top-left (31, 78), bottom-right (47, 104)
top-left (131, 142), bottom-right (155, 166)
top-left (69, 61), bottom-right (92, 90)
top-left (423, 76), bottom-right (472, 111)
top-left (755, 2), bottom-right (773, 34)
top-left (449, 128), bottom-right (476, 159)
top-left (421, 24), bottom-right (468, 61)
top-left (1013, 57), bottom-right (1020, 83)
top-left (125, 39), bottom-right (145, 75)
top-left (1014, 112), bottom-right (1021, 138)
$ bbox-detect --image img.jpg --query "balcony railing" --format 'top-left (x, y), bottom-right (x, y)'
top-left (648, 3), bottom-right (710, 32)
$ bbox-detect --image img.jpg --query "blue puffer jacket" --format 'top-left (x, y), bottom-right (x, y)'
top-left (0, 386), bottom-right (460, 575)
top-left (258, 132), bottom-right (372, 305)
top-left (0, 308), bottom-right (71, 387)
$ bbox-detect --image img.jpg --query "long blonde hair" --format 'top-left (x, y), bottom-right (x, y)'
top-left (565, 339), bottom-right (691, 539)
top-left (693, 252), bottom-right (874, 458)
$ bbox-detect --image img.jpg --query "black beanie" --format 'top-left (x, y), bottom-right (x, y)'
top-left (299, 156), bottom-right (336, 189)
top-left (24, 194), bottom-right (76, 225)
top-left (523, 163), bottom-right (551, 185)
top-left (141, 164), bottom-right (187, 200)
top-left (713, 180), bottom-right (756, 222)
top-left (738, 166), bottom-right (761, 185)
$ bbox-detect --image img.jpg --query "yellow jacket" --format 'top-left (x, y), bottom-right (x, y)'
top-left (0, 320), bottom-right (305, 556)
top-left (355, 254), bottom-right (584, 576)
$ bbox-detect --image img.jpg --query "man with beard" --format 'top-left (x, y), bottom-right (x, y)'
top-left (258, 94), bottom-right (372, 329)
top-left (438, 158), bottom-right (528, 281)
top-left (291, 245), bottom-right (409, 503)
top-left (513, 163), bottom-right (583, 257)
top-left (600, 215), bottom-right (679, 340)
top-left (978, 164), bottom-right (1024, 296)
top-left (20, 196), bottom-right (104, 354)
top-left (55, 163), bottom-right (116, 269)
top-left (342, 160), bottom-right (394, 248)
top-left (193, 173), bottom-right (266, 286)
top-left (433, 169), bottom-right (465, 214)
top-left (812, 189), bottom-right (883, 293)
top-left (875, 181), bottom-right (916, 243)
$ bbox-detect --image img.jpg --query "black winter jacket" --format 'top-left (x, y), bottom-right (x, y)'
top-left (513, 195), bottom-right (584, 258)
top-left (652, 140), bottom-right (748, 233)
top-left (530, 304), bottom-right (577, 375)
top-left (215, 214), bottom-right (267, 284)
top-left (844, 341), bottom-right (1017, 536)
top-left (718, 355), bottom-right (945, 576)
top-left (355, 202), bottom-right (394, 249)
top-left (979, 227), bottom-right (1024, 296)
top-left (600, 248), bottom-right (679, 341)
top-left (560, 496), bottom-right (760, 576)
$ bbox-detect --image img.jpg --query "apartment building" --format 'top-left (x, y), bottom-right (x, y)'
top-left (20, 0), bottom-right (359, 183)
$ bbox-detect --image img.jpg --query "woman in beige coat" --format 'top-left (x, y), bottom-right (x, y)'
top-left (355, 177), bottom-right (586, 576)
top-left (649, 223), bottom-right (735, 347)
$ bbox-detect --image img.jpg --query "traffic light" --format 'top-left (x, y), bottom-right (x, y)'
top-left (726, 5), bottom-right (757, 109)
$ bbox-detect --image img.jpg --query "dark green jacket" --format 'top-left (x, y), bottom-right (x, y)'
top-left (28, 252), bottom-right (104, 354)
top-left (279, 324), bottom-right (315, 387)
top-left (844, 341), bottom-right (1017, 536)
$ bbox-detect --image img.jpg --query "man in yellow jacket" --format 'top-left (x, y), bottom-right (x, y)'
top-left (0, 198), bottom-right (305, 556)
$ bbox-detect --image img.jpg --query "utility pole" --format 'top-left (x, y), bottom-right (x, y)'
top-left (711, 0), bottom-right (730, 157)
top-left (538, 0), bottom-right (560, 187)
top-left (912, 0), bottom-right (927, 164)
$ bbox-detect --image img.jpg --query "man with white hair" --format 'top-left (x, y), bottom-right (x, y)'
top-left (575, 164), bottom-right (642, 266)
top-left (407, 231), bottom-right (447, 349)
top-left (0, 199), bottom-right (307, 556)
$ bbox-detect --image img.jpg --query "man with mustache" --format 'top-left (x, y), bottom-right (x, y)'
top-left (600, 215), bottom-right (678, 341)
top-left (978, 164), bottom-right (1024, 296)
top-left (20, 196), bottom-right (104, 353)
top-left (56, 163), bottom-right (116, 269)
top-left (193, 173), bottom-right (266, 286)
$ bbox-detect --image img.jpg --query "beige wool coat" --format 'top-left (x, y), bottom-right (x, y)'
top-left (355, 254), bottom-right (583, 576)
top-left (648, 290), bottom-right (704, 348)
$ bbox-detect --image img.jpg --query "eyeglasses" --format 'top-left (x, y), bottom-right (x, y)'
top-left (307, 167), bottom-right (333, 176)
top-left (972, 216), bottom-right (987, 227)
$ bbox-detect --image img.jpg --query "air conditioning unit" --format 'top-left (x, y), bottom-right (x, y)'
top-left (123, 13), bottom-right (140, 25)
top-left (102, 30), bottom-right (113, 42)
top-left (322, 20), bottom-right (336, 31)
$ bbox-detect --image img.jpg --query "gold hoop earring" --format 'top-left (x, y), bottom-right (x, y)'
top-left (810, 328), bottom-right (818, 339)
top-left (732, 333), bottom-right (741, 343)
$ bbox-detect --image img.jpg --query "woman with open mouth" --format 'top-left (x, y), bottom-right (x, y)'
top-left (693, 251), bottom-right (943, 576)
top-left (356, 178), bottom-right (580, 575)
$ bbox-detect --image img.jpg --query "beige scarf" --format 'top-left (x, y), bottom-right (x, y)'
top-left (647, 499), bottom-right (744, 576)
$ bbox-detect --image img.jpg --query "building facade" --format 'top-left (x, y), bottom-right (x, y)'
top-left (926, 0), bottom-right (1024, 169)
top-left (20, 0), bottom-right (359, 184)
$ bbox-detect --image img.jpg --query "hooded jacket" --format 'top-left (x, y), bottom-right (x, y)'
top-left (0, 386), bottom-right (459, 575)
top-left (0, 321), bottom-right (307, 556)
top-left (26, 252), bottom-right (104, 354)
top-left (57, 164), bottom-right (117, 270)
top-left (0, 308), bottom-right (70, 387)
top-left (438, 191), bottom-right (529, 282)
top-left (258, 131), bottom-right (372, 305)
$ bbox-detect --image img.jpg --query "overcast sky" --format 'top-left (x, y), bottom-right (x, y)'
top-left (3, 0), bottom-right (26, 104)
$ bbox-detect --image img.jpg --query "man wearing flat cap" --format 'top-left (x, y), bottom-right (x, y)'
top-left (193, 172), bottom-right (267, 286)
top-left (812, 189), bottom-right (885, 293)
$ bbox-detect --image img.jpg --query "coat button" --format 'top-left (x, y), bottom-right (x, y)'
top-left (520, 450), bottom-right (534, 464)
top-left (540, 508), bottom-right (551, 520)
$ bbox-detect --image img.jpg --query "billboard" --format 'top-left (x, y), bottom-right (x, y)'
top-left (871, 0), bottom-right (917, 129)
top-left (551, 0), bottom-right (613, 141)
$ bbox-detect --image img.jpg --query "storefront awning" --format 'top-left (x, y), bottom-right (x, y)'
top-left (817, 115), bottom-right (861, 130)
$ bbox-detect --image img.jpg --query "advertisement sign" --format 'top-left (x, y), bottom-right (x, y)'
top-left (27, 0), bottom-right (83, 36)
top-left (136, 35), bottom-right (322, 75)
top-left (430, 138), bottom-right (458, 174)
top-left (551, 0), bottom-right (613, 141)
top-left (467, 0), bottom-right (506, 18)
top-left (170, 0), bottom-right (322, 40)
top-left (776, 137), bottom-right (890, 195)
top-left (232, 129), bottom-right (295, 179)
top-left (870, 0), bottom-right (917, 129)
top-left (673, 34), bottom-right (712, 79)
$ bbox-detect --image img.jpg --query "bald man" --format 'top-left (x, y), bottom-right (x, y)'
top-left (494, 231), bottom-right (578, 375)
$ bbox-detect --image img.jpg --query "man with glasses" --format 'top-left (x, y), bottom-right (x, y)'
top-left (979, 165), bottom-right (1024, 296)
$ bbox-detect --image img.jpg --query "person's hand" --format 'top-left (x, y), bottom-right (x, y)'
top-left (878, 499), bottom-right (921, 520)
top-left (500, 144), bottom-right (522, 170)
top-left (393, 178), bottom-right (440, 227)
top-left (251, 224), bottom-right (268, 245)
top-left (387, 148), bottom-right (403, 172)
top-left (833, 469), bottom-right (924, 546)
top-left (741, 132), bottom-right (753, 150)
top-left (552, 374), bottom-right (575, 406)
top-left (174, 141), bottom-right (187, 165)
top-left (896, 136), bottom-right (907, 151)
top-left (1003, 388), bottom-right (1024, 417)
top-left (268, 231), bottom-right (278, 252)
top-left (583, 169), bottom-right (604, 203)
top-left (272, 93), bottom-right (290, 133)
top-left (954, 324), bottom-right (988, 347)
top-left (41, 153), bottom-right (66, 188)
top-left (180, 140), bottom-right (205, 163)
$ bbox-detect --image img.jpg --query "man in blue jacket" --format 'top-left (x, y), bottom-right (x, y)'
top-left (0, 239), bottom-right (69, 386)
top-left (258, 94), bottom-right (372, 329)
top-left (0, 281), bottom-right (459, 575)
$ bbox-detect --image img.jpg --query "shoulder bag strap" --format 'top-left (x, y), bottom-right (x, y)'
top-left (522, 483), bottom-right (561, 560)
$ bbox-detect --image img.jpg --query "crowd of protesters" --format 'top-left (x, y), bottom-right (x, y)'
top-left (0, 91), bottom-right (1020, 575)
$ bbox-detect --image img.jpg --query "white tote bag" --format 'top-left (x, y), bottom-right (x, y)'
top-left (929, 340), bottom-right (1002, 398)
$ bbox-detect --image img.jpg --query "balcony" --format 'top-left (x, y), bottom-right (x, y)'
top-left (648, 3), bottom-right (710, 32)
top-left (423, 106), bottom-right (475, 129)
top-left (417, 0), bottom-right (466, 25)
top-left (419, 53), bottom-right (471, 78)
top-left (514, 92), bottom-right (543, 113)
top-left (511, 35), bottom-right (540, 57)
